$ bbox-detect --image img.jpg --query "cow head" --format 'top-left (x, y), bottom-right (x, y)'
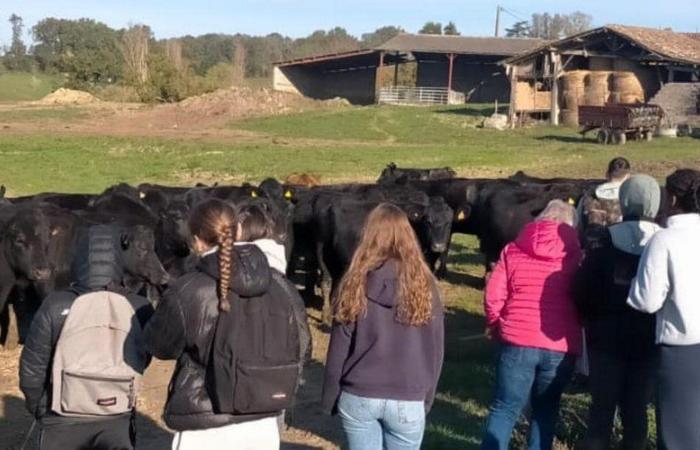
top-left (120, 225), bottom-right (170, 286)
top-left (424, 198), bottom-right (454, 253)
top-left (156, 201), bottom-right (191, 258)
top-left (3, 209), bottom-right (55, 284)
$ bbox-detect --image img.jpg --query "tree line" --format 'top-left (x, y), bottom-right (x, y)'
top-left (505, 12), bottom-right (592, 39)
top-left (1, 14), bottom-right (592, 102)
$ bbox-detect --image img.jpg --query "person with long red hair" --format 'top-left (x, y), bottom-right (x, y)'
top-left (322, 203), bottom-right (444, 450)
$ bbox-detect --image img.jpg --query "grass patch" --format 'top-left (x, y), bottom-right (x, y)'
top-left (0, 72), bottom-right (62, 102)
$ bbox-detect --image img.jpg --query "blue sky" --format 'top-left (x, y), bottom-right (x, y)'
top-left (1, 0), bottom-right (699, 46)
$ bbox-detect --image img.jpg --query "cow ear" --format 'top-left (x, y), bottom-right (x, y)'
top-left (120, 233), bottom-right (131, 250)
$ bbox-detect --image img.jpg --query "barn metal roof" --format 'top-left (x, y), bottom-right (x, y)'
top-left (505, 25), bottom-right (700, 66)
top-left (376, 33), bottom-right (546, 56)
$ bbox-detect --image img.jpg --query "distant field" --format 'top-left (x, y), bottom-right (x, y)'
top-left (0, 104), bottom-right (696, 448)
top-left (0, 72), bottom-right (62, 102)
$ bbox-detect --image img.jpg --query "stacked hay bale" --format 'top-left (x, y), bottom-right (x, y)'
top-left (560, 70), bottom-right (587, 126)
top-left (611, 71), bottom-right (645, 104)
top-left (584, 71), bottom-right (611, 106)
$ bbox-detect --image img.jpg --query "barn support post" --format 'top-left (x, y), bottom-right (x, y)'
top-left (550, 52), bottom-right (561, 126)
top-left (375, 51), bottom-right (385, 103)
top-left (447, 53), bottom-right (455, 93)
top-left (507, 64), bottom-right (517, 127)
top-left (393, 51), bottom-right (400, 87)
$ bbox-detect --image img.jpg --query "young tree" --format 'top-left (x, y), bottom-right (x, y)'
top-left (4, 14), bottom-right (30, 71)
top-left (443, 22), bottom-right (460, 36)
top-left (505, 21), bottom-right (531, 38)
top-left (419, 22), bottom-right (443, 35)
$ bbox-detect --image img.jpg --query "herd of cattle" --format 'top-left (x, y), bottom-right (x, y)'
top-left (0, 163), bottom-right (608, 342)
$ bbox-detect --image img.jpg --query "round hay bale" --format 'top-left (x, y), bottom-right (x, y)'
top-left (621, 93), bottom-right (644, 104)
top-left (586, 71), bottom-right (611, 90)
top-left (612, 72), bottom-right (644, 94)
top-left (561, 109), bottom-right (579, 127)
top-left (563, 91), bottom-right (580, 109)
top-left (608, 92), bottom-right (622, 104)
top-left (584, 88), bottom-right (609, 106)
top-left (561, 70), bottom-right (588, 92)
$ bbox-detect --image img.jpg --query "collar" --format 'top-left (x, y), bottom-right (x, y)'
top-left (667, 213), bottom-right (700, 228)
top-left (200, 246), bottom-right (219, 257)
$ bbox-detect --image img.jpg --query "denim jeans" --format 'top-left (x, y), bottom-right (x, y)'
top-left (482, 344), bottom-right (576, 450)
top-left (337, 391), bottom-right (426, 450)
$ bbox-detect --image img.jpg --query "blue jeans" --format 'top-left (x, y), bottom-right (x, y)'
top-left (337, 391), bottom-right (426, 450)
top-left (482, 345), bottom-right (576, 450)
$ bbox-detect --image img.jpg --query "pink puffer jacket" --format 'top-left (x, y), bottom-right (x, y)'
top-left (484, 220), bottom-right (583, 354)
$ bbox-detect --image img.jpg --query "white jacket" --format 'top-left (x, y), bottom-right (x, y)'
top-left (628, 214), bottom-right (700, 346)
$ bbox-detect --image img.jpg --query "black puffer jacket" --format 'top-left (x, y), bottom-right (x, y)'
top-left (19, 225), bottom-right (153, 424)
top-left (143, 245), bottom-right (310, 431)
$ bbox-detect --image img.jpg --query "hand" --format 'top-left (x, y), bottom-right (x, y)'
top-left (485, 327), bottom-right (494, 340)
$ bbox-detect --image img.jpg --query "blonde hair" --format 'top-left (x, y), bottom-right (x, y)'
top-left (537, 199), bottom-right (577, 227)
top-left (335, 203), bottom-right (436, 326)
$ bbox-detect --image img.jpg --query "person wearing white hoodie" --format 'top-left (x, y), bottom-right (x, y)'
top-left (628, 169), bottom-right (700, 450)
top-left (235, 203), bottom-right (311, 432)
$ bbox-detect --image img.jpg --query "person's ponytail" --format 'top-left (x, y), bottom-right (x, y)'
top-left (217, 224), bottom-right (235, 312)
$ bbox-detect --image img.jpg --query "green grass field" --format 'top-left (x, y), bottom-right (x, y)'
top-left (0, 72), bottom-right (62, 102)
top-left (1, 104), bottom-right (697, 448)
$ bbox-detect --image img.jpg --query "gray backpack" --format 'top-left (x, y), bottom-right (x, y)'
top-left (51, 291), bottom-right (148, 417)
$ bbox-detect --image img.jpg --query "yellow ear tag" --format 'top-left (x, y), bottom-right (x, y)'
top-left (251, 191), bottom-right (258, 198)
top-left (139, 191), bottom-right (146, 199)
top-left (568, 198), bottom-right (576, 206)
top-left (457, 211), bottom-right (466, 221)
top-left (284, 190), bottom-right (292, 199)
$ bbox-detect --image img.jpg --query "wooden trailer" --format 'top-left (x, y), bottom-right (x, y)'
top-left (579, 104), bottom-right (664, 145)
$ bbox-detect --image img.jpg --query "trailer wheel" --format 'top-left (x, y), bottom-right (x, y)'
top-left (597, 130), bottom-right (609, 145)
top-left (613, 130), bottom-right (627, 145)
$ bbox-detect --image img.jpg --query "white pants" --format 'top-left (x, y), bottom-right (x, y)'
top-left (171, 417), bottom-right (279, 450)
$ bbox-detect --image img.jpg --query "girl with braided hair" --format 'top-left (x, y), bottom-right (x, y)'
top-left (144, 199), bottom-right (281, 449)
top-left (628, 169), bottom-right (700, 450)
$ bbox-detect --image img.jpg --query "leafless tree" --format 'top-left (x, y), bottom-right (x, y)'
top-left (120, 24), bottom-right (150, 85)
top-left (165, 38), bottom-right (185, 73)
top-left (232, 38), bottom-right (246, 84)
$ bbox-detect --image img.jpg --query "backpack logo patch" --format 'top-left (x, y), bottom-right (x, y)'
top-left (97, 397), bottom-right (117, 407)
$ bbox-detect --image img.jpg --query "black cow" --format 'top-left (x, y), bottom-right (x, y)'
top-left (378, 162), bottom-right (457, 184)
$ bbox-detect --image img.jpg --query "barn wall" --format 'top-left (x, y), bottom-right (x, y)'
top-left (273, 65), bottom-right (376, 105)
top-left (416, 60), bottom-right (510, 103)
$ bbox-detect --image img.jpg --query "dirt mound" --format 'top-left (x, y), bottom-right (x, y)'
top-left (37, 88), bottom-right (100, 106)
top-left (174, 86), bottom-right (346, 120)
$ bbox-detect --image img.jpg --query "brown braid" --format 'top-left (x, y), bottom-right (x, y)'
top-left (217, 224), bottom-right (235, 312)
top-left (188, 199), bottom-right (237, 312)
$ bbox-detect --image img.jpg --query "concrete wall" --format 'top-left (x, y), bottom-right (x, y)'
top-left (416, 60), bottom-right (510, 103)
top-left (273, 65), bottom-right (377, 105)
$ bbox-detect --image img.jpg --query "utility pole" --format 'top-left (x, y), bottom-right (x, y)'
top-left (494, 5), bottom-right (501, 37)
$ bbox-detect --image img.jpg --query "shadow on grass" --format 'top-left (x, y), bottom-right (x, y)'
top-left (536, 135), bottom-right (593, 144)
top-left (424, 307), bottom-right (496, 449)
top-left (434, 105), bottom-right (494, 118)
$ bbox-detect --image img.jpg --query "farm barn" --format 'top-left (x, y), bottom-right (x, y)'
top-left (503, 25), bottom-right (700, 127)
top-left (273, 33), bottom-right (543, 105)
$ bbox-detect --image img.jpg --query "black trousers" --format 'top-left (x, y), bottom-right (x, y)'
top-left (39, 414), bottom-right (134, 450)
top-left (584, 349), bottom-right (654, 450)
top-left (657, 344), bottom-right (700, 450)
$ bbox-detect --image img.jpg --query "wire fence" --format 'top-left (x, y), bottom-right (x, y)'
top-left (378, 86), bottom-right (466, 106)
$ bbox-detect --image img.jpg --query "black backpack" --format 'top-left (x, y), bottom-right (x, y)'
top-left (208, 271), bottom-right (302, 415)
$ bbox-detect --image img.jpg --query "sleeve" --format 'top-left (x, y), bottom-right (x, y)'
top-left (321, 321), bottom-right (354, 415)
top-left (143, 287), bottom-right (186, 360)
top-left (484, 248), bottom-right (510, 330)
top-left (627, 234), bottom-right (670, 314)
top-left (129, 295), bottom-right (155, 368)
top-left (19, 296), bottom-right (59, 418)
top-left (425, 288), bottom-right (445, 413)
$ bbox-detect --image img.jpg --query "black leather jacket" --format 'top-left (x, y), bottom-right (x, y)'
top-left (144, 245), bottom-right (310, 431)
